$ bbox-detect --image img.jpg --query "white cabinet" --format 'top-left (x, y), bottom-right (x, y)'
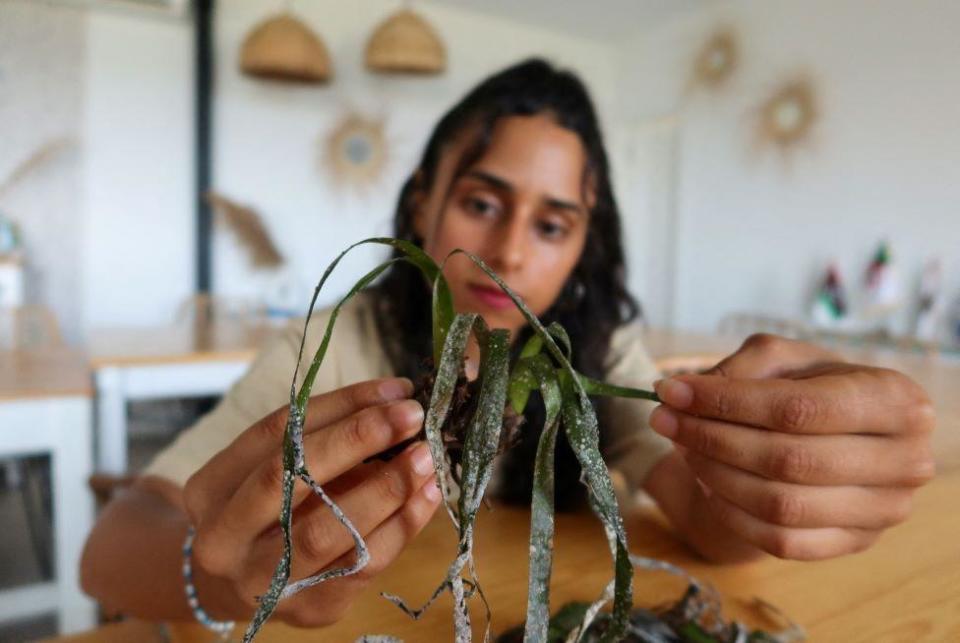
top-left (0, 256), bottom-right (24, 308)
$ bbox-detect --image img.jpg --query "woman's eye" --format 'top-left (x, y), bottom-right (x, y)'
top-left (463, 196), bottom-right (499, 218)
top-left (537, 219), bottom-right (569, 240)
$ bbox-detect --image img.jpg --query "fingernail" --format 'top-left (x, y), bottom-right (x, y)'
top-left (695, 477), bottom-right (713, 499)
top-left (390, 399), bottom-right (424, 429)
top-left (655, 378), bottom-right (694, 409)
top-left (379, 378), bottom-right (412, 401)
top-left (649, 405), bottom-right (679, 439)
top-left (410, 442), bottom-right (434, 476)
top-left (423, 480), bottom-right (441, 502)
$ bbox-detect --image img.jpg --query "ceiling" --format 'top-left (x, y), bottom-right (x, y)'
top-left (425, 0), bottom-right (710, 42)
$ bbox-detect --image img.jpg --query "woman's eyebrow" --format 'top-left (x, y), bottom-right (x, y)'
top-left (465, 169), bottom-right (513, 192)
top-left (465, 169), bottom-right (584, 216)
top-left (544, 196), bottom-right (585, 217)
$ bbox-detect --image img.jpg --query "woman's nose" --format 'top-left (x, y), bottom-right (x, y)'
top-left (489, 215), bottom-right (526, 274)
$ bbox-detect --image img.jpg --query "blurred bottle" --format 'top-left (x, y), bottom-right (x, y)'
top-left (914, 258), bottom-right (943, 344)
top-left (0, 211), bottom-right (22, 255)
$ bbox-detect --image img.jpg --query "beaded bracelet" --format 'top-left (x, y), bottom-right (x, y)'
top-left (182, 526), bottom-right (236, 638)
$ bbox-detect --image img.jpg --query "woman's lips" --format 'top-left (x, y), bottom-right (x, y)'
top-left (468, 284), bottom-right (516, 310)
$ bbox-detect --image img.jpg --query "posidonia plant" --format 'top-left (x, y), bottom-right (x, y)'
top-left (241, 238), bottom-right (661, 643)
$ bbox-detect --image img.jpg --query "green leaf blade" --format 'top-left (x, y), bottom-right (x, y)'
top-left (523, 357), bottom-right (562, 643)
top-left (578, 374), bottom-right (659, 402)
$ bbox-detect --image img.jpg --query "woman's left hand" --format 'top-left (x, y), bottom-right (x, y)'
top-left (648, 333), bottom-right (936, 561)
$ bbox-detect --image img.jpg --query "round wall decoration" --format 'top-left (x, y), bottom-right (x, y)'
top-left (692, 29), bottom-right (738, 89)
top-left (757, 78), bottom-right (818, 150)
top-left (322, 114), bottom-right (388, 189)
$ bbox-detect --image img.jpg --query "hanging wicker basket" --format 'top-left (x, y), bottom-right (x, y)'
top-left (365, 9), bottom-right (446, 75)
top-left (240, 13), bottom-right (332, 84)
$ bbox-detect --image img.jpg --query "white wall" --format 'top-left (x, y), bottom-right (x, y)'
top-left (26, 0), bottom-right (959, 339)
top-left (73, 1), bottom-right (621, 332)
top-left (0, 0), bottom-right (85, 343)
top-left (212, 0), bottom-right (618, 313)
top-left (81, 9), bottom-right (194, 333)
top-left (616, 0), bottom-right (960, 335)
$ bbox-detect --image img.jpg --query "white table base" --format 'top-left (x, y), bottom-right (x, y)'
top-left (0, 396), bottom-right (96, 634)
top-left (95, 360), bottom-right (250, 474)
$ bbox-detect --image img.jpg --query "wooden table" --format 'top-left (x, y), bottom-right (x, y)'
top-left (49, 469), bottom-right (960, 642)
top-left (85, 321), bottom-right (277, 473)
top-left (0, 349), bottom-right (96, 634)
top-left (49, 327), bottom-right (960, 641)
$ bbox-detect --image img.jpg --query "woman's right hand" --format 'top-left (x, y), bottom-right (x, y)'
top-left (182, 377), bottom-right (440, 628)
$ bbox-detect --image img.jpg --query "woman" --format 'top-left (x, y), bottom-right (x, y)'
top-left (80, 59), bottom-right (935, 630)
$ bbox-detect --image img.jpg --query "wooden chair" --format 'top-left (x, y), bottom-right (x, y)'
top-left (174, 293), bottom-right (265, 327)
top-left (88, 473), bottom-right (136, 508)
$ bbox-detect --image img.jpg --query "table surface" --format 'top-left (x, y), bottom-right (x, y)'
top-left (43, 327), bottom-right (960, 642)
top-left (85, 320), bottom-right (279, 368)
top-left (0, 349), bottom-right (92, 401)
top-left (50, 469), bottom-right (960, 642)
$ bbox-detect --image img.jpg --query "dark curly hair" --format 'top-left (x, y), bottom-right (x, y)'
top-left (372, 58), bottom-right (640, 510)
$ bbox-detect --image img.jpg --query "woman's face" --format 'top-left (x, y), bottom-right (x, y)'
top-left (413, 114), bottom-right (591, 337)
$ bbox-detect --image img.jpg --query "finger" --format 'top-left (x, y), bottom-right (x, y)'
top-left (654, 368), bottom-right (924, 435)
top-left (186, 378), bottom-right (413, 519)
top-left (649, 406), bottom-right (934, 486)
top-left (277, 476), bottom-right (442, 628)
top-left (683, 451), bottom-right (915, 529)
top-left (705, 334), bottom-right (841, 379)
top-left (271, 441), bottom-right (435, 580)
top-left (700, 487), bottom-right (880, 560)
top-left (322, 460), bottom-right (384, 497)
top-left (194, 400), bottom-right (424, 573)
top-left (217, 377), bottom-right (414, 473)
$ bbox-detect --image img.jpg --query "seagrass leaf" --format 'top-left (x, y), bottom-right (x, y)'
top-left (455, 321), bottom-right (510, 641)
top-left (559, 375), bottom-right (632, 643)
top-left (444, 251), bottom-right (580, 391)
top-left (578, 374), bottom-right (661, 402)
top-left (251, 238), bottom-right (451, 642)
top-left (281, 469), bottom-right (371, 596)
top-left (545, 322), bottom-right (571, 360)
top-left (520, 333), bottom-right (545, 359)
top-left (384, 319), bottom-right (509, 642)
top-left (294, 237), bottom-right (452, 408)
top-left (244, 256), bottom-right (403, 642)
top-left (523, 355), bottom-right (562, 643)
top-left (425, 312), bottom-right (478, 527)
top-left (263, 239), bottom-right (659, 643)
top-left (510, 334), bottom-right (548, 413)
top-left (447, 249), bottom-right (635, 641)
top-left (508, 359), bottom-right (538, 415)
top-left (296, 258), bottom-right (402, 408)
top-left (383, 237), bottom-right (453, 364)
top-left (458, 322), bottom-right (510, 522)
top-left (432, 271), bottom-right (456, 365)
top-left (241, 469), bottom-right (296, 642)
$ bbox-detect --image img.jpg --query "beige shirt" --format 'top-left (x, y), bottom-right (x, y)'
top-left (144, 292), bottom-right (673, 494)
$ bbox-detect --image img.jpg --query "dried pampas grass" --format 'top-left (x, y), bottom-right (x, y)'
top-left (206, 192), bottom-right (284, 269)
top-left (0, 139), bottom-right (71, 200)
